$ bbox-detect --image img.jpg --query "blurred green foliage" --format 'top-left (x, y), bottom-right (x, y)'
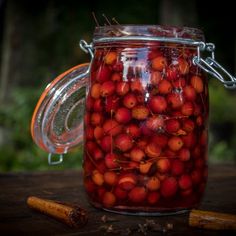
top-left (0, 87), bottom-right (83, 172)
top-left (208, 80), bottom-right (236, 163)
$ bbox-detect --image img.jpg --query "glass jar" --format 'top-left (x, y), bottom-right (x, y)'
top-left (31, 25), bottom-right (236, 215)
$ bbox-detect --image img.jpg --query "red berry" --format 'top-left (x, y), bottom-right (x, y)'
top-left (86, 97), bottom-right (94, 111)
top-left (115, 134), bottom-right (133, 152)
top-left (130, 147), bottom-right (145, 162)
top-left (167, 93), bottom-right (183, 109)
top-left (181, 102), bottom-right (194, 116)
top-left (166, 67), bottom-right (179, 81)
top-left (93, 99), bottom-right (103, 112)
top-left (118, 174), bottom-right (137, 191)
top-left (104, 171), bottom-right (118, 186)
top-left (147, 192), bottom-right (160, 205)
top-left (146, 177), bottom-right (160, 191)
top-left (132, 105), bottom-right (149, 120)
top-left (161, 177), bottom-right (178, 197)
top-left (93, 148), bottom-right (104, 161)
top-left (111, 72), bottom-right (122, 82)
top-left (191, 75), bottom-right (204, 93)
top-left (102, 192), bottom-right (116, 207)
top-left (156, 158), bottom-right (171, 173)
top-left (91, 112), bottom-right (103, 126)
top-left (179, 148), bottom-right (190, 161)
top-left (168, 136), bottom-right (183, 151)
top-left (149, 96), bottom-right (167, 113)
top-left (91, 83), bottom-right (101, 99)
top-left (182, 132), bottom-right (196, 148)
top-left (128, 187), bottom-right (147, 203)
top-left (171, 160), bottom-right (184, 176)
top-left (92, 170), bottom-right (104, 186)
top-left (103, 119), bottom-right (122, 136)
top-left (165, 119), bottom-right (180, 133)
top-left (94, 126), bottom-right (103, 140)
top-left (105, 153), bottom-right (119, 169)
top-left (163, 149), bottom-right (176, 159)
top-left (125, 124), bottom-right (141, 138)
top-left (96, 66), bottom-right (111, 82)
top-left (182, 119), bottom-right (195, 132)
top-left (130, 79), bottom-right (144, 93)
top-left (96, 161), bottom-right (107, 174)
top-left (139, 162), bottom-right (152, 174)
top-left (116, 82), bottom-right (130, 96)
top-left (84, 179), bottom-right (96, 193)
top-left (105, 95), bottom-right (120, 113)
top-left (113, 62), bottom-right (123, 72)
top-left (100, 81), bottom-right (115, 97)
top-left (100, 135), bottom-right (112, 152)
top-left (115, 107), bottom-right (132, 124)
top-left (183, 85), bottom-right (196, 101)
top-left (137, 138), bottom-right (148, 150)
top-left (158, 80), bottom-right (172, 94)
top-left (152, 56), bottom-right (167, 71)
top-left (140, 125), bottom-right (153, 136)
top-left (148, 49), bottom-right (162, 60)
top-left (150, 71), bottom-right (162, 85)
top-left (105, 52), bottom-right (117, 65)
top-left (114, 187), bottom-right (127, 200)
top-left (178, 58), bottom-right (189, 75)
top-left (123, 93), bottom-right (137, 109)
top-left (179, 174), bottom-right (192, 190)
top-left (145, 142), bottom-right (161, 158)
top-left (151, 134), bottom-right (168, 148)
top-left (86, 127), bottom-right (94, 140)
top-left (86, 141), bottom-right (97, 153)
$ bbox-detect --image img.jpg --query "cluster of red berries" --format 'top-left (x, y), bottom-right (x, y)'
top-left (84, 45), bottom-right (208, 212)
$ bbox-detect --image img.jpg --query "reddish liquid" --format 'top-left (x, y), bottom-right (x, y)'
top-left (83, 43), bottom-right (208, 214)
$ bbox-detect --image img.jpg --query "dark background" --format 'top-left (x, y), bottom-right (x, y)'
top-left (0, 0), bottom-right (236, 171)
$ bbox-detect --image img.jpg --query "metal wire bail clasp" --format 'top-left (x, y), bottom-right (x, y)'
top-left (193, 42), bottom-right (236, 89)
top-left (48, 153), bottom-right (64, 165)
top-left (79, 39), bottom-right (94, 60)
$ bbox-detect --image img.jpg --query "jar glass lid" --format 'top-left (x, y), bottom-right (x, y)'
top-left (31, 63), bottom-right (89, 154)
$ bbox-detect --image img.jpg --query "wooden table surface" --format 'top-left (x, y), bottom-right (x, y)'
top-left (0, 164), bottom-right (236, 235)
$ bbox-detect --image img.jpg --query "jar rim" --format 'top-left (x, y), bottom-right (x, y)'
top-left (93, 24), bottom-right (205, 43)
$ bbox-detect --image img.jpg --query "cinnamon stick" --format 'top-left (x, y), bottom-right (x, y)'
top-left (27, 196), bottom-right (88, 228)
top-left (189, 209), bottom-right (236, 231)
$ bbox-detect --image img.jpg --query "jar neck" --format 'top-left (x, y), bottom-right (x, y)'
top-left (93, 25), bottom-right (205, 43)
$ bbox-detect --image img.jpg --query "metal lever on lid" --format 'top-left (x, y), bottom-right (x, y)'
top-left (48, 153), bottom-right (64, 165)
top-left (79, 40), bottom-right (94, 63)
top-left (193, 42), bottom-right (236, 89)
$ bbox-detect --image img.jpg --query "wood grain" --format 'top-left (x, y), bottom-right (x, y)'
top-left (0, 164), bottom-right (236, 235)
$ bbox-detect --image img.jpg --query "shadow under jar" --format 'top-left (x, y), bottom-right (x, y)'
top-left (83, 25), bottom-right (209, 215)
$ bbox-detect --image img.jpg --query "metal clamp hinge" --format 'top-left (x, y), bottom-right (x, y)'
top-left (193, 42), bottom-right (236, 89)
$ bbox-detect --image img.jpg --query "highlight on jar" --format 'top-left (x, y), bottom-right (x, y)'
top-left (31, 24), bottom-right (236, 216)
